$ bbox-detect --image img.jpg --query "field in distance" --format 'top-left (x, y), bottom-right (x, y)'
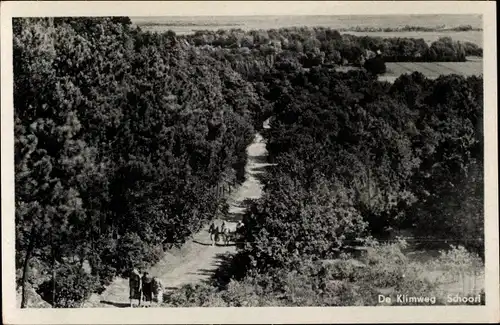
top-left (378, 57), bottom-right (483, 83)
top-left (131, 14), bottom-right (483, 45)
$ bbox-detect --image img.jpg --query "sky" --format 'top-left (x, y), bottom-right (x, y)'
top-left (1, 1), bottom-right (490, 18)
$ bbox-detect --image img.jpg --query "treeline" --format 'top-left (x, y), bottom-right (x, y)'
top-left (338, 24), bottom-right (481, 32)
top-left (14, 17), bottom-right (266, 307)
top-left (164, 66), bottom-right (484, 306)
top-left (139, 22), bottom-right (242, 27)
top-left (180, 26), bottom-right (482, 67)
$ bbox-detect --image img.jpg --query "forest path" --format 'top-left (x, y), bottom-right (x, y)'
top-left (84, 120), bottom-right (272, 308)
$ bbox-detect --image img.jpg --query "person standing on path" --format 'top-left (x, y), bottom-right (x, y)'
top-left (141, 272), bottom-right (153, 306)
top-left (152, 276), bottom-right (164, 305)
top-left (209, 221), bottom-right (217, 246)
top-left (129, 268), bottom-right (142, 307)
top-left (235, 221), bottom-right (245, 247)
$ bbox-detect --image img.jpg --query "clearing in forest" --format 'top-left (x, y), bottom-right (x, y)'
top-left (379, 59), bottom-right (483, 83)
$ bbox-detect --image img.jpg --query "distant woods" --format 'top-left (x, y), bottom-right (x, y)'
top-left (336, 24), bottom-right (482, 33)
top-left (14, 17), bottom-right (483, 308)
top-left (182, 26), bottom-right (482, 66)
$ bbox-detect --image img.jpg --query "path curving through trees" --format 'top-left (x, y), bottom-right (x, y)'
top-left (84, 119), bottom-right (272, 308)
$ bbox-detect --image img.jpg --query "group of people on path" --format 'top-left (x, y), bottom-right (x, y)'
top-left (127, 219), bottom-right (244, 307)
top-left (208, 220), bottom-right (244, 246)
top-left (128, 269), bottom-right (164, 307)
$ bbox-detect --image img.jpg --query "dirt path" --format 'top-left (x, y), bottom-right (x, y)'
top-left (84, 120), bottom-right (272, 308)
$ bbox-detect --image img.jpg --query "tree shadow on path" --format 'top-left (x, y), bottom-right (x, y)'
top-left (99, 300), bottom-right (131, 308)
top-left (192, 240), bottom-right (213, 246)
top-left (164, 286), bottom-right (178, 291)
top-left (193, 240), bottom-right (236, 247)
top-left (206, 253), bottom-right (247, 290)
top-left (249, 154), bottom-right (269, 164)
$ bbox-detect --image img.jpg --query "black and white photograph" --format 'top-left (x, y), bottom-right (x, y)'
top-left (1, 1), bottom-right (498, 324)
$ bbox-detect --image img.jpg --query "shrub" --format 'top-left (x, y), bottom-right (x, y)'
top-left (429, 245), bottom-right (484, 291)
top-left (426, 37), bottom-right (466, 61)
top-left (463, 42), bottom-right (483, 57)
top-left (364, 56), bottom-right (387, 75)
top-left (163, 241), bottom-right (448, 307)
top-left (37, 263), bottom-right (99, 308)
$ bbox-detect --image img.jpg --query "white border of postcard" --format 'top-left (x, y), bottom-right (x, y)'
top-left (2, 1), bottom-right (498, 324)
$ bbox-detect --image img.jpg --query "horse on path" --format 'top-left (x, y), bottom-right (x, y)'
top-left (221, 221), bottom-right (244, 246)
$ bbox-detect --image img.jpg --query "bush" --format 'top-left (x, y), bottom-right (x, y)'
top-left (364, 56), bottom-right (386, 75)
top-left (356, 241), bottom-right (439, 302)
top-left (37, 263), bottom-right (99, 308)
top-left (426, 37), bottom-right (466, 62)
top-left (429, 245), bottom-right (484, 288)
top-left (463, 42), bottom-right (483, 57)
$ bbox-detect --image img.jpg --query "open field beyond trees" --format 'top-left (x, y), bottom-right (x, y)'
top-left (379, 59), bottom-right (483, 82)
top-left (132, 14), bottom-right (483, 45)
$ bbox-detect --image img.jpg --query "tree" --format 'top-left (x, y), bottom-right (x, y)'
top-left (14, 18), bottom-right (99, 307)
top-left (363, 56), bottom-right (387, 75)
top-left (240, 173), bottom-right (366, 272)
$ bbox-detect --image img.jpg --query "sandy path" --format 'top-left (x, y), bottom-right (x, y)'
top-left (84, 121), bottom-right (272, 308)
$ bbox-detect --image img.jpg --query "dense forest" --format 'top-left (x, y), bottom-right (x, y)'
top-left (14, 17), bottom-right (484, 308)
top-left (14, 17), bottom-right (265, 307)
